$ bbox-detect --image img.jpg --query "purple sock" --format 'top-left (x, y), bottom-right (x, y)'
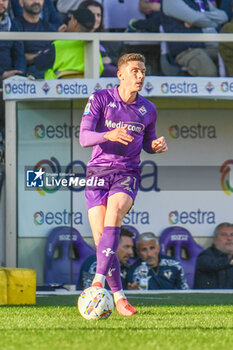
top-left (96, 226), bottom-right (120, 276)
top-left (106, 254), bottom-right (123, 293)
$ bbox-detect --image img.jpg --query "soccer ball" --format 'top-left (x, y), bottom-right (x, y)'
top-left (78, 287), bottom-right (114, 320)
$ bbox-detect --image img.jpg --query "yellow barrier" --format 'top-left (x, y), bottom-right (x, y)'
top-left (0, 268), bottom-right (36, 305)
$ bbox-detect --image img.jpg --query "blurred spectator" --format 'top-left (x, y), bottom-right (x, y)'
top-left (56, 0), bottom-right (102, 22)
top-left (103, 0), bottom-right (146, 31)
top-left (13, 0), bottom-right (59, 78)
top-left (127, 0), bottom-right (161, 33)
top-left (123, 0), bottom-right (161, 75)
top-left (161, 0), bottom-right (228, 76)
top-left (194, 223), bottom-right (233, 289)
top-left (140, 0), bottom-right (161, 13)
top-left (56, 0), bottom-right (85, 14)
top-left (79, 0), bottom-right (104, 31)
top-left (77, 228), bottom-right (134, 290)
top-left (219, 7), bottom-right (233, 75)
top-left (0, 0), bottom-right (26, 80)
top-left (10, 0), bottom-right (62, 30)
top-left (78, 0), bottom-right (123, 76)
top-left (217, 0), bottom-right (233, 20)
top-left (127, 232), bottom-right (189, 290)
top-left (35, 8), bottom-right (104, 78)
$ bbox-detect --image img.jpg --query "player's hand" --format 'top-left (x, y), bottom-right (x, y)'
top-left (127, 281), bottom-right (140, 290)
top-left (104, 125), bottom-right (134, 145)
top-left (151, 136), bottom-right (168, 153)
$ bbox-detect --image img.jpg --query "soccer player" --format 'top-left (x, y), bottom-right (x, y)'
top-left (79, 53), bottom-right (168, 316)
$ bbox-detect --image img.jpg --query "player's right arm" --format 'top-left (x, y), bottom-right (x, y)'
top-left (79, 92), bottom-right (108, 147)
top-left (80, 92), bottom-right (133, 147)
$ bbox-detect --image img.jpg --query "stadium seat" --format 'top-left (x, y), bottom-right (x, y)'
top-left (44, 226), bottom-right (95, 285)
top-left (159, 226), bottom-right (204, 288)
top-left (103, 0), bottom-right (145, 31)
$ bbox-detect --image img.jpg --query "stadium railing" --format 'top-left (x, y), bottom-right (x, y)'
top-left (1, 32), bottom-right (233, 77)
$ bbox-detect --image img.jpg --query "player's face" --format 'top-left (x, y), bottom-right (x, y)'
top-left (117, 236), bottom-right (134, 264)
top-left (137, 240), bottom-right (160, 268)
top-left (118, 61), bottom-right (146, 92)
top-left (214, 226), bottom-right (233, 255)
top-left (0, 0), bottom-right (8, 16)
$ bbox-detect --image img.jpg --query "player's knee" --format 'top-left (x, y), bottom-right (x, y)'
top-left (114, 206), bottom-right (127, 222)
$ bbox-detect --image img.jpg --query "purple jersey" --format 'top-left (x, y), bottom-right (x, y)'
top-left (80, 86), bottom-right (157, 170)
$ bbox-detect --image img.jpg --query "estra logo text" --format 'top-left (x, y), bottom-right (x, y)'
top-left (169, 124), bottom-right (216, 139)
top-left (34, 123), bottom-right (79, 139)
top-left (4, 82), bottom-right (36, 95)
top-left (56, 83), bottom-right (88, 95)
top-left (33, 210), bottom-right (83, 226)
top-left (169, 209), bottom-right (215, 225)
top-left (161, 82), bottom-right (198, 95)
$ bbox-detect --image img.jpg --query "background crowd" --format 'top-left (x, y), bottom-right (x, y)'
top-left (1, 0), bottom-right (233, 80)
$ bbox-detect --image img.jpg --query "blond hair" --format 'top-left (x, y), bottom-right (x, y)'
top-left (117, 53), bottom-right (146, 70)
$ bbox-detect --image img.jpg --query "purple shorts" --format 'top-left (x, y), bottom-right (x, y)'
top-left (85, 167), bottom-right (141, 210)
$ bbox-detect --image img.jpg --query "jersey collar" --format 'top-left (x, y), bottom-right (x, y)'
top-left (113, 85), bottom-right (142, 106)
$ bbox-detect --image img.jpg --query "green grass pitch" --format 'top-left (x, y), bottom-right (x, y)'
top-left (0, 295), bottom-right (233, 350)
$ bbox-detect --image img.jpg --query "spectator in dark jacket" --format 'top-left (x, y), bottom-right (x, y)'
top-left (0, 0), bottom-right (25, 79)
top-left (194, 222), bottom-right (233, 289)
top-left (10, 0), bottom-right (62, 30)
top-left (126, 0), bottom-right (162, 33)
